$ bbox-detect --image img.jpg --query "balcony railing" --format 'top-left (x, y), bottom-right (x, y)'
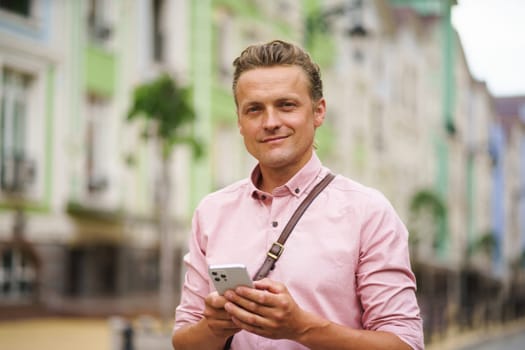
top-left (0, 153), bottom-right (36, 194)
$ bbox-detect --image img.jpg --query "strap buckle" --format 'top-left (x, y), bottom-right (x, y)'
top-left (267, 242), bottom-right (285, 260)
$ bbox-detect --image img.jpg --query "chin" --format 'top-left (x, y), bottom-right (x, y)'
top-left (259, 154), bottom-right (296, 169)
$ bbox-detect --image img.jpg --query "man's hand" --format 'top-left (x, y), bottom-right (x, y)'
top-left (220, 279), bottom-right (412, 350)
top-left (204, 291), bottom-right (242, 338)
top-left (222, 278), bottom-right (317, 341)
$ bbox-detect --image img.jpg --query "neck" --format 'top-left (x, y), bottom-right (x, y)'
top-left (258, 168), bottom-right (295, 193)
top-left (255, 151), bottom-right (315, 193)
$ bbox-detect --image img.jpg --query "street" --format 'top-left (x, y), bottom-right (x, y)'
top-left (0, 318), bottom-right (111, 350)
top-left (0, 317), bottom-right (172, 350)
top-left (2, 316), bottom-right (525, 350)
top-left (425, 317), bottom-right (525, 350)
top-left (459, 329), bottom-right (525, 350)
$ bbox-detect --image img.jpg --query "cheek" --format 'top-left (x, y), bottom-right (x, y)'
top-left (238, 120), bottom-right (259, 138)
top-left (238, 120), bottom-right (248, 137)
top-left (237, 117), bottom-right (242, 135)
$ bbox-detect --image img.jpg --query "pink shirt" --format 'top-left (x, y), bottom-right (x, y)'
top-left (174, 154), bottom-right (423, 349)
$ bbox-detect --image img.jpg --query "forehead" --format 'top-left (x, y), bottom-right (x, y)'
top-left (235, 65), bottom-right (310, 100)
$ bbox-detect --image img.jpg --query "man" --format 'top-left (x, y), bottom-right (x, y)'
top-left (172, 40), bottom-right (423, 350)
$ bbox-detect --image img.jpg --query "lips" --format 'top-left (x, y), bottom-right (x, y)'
top-left (261, 135), bottom-right (289, 143)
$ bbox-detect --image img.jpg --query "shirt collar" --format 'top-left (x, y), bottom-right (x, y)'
top-left (250, 153), bottom-right (323, 200)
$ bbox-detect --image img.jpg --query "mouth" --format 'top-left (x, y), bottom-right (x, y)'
top-left (261, 135), bottom-right (288, 143)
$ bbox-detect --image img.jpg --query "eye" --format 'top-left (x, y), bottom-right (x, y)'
top-left (279, 101), bottom-right (297, 111)
top-left (245, 105), bottom-right (262, 114)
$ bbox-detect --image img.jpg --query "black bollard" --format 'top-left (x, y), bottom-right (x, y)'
top-left (122, 322), bottom-right (134, 350)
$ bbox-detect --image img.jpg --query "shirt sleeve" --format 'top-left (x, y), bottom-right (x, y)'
top-left (174, 207), bottom-right (210, 331)
top-left (356, 194), bottom-right (424, 350)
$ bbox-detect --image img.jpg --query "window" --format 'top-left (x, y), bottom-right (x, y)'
top-left (0, 247), bottom-right (37, 301)
top-left (0, 68), bottom-right (35, 194)
top-left (87, 0), bottom-right (112, 45)
top-left (66, 245), bottom-right (118, 297)
top-left (0, 0), bottom-right (31, 17)
top-left (519, 103), bottom-right (525, 123)
top-left (215, 9), bottom-right (234, 85)
top-left (85, 95), bottom-right (110, 194)
top-left (152, 0), bottom-right (164, 62)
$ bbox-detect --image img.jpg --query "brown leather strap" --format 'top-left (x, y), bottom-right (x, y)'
top-left (253, 172), bottom-right (336, 281)
top-left (223, 173), bottom-right (335, 349)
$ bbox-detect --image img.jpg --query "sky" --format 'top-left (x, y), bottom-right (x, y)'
top-left (452, 0), bottom-right (525, 96)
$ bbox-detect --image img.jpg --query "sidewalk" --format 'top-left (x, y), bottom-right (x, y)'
top-left (426, 317), bottom-right (525, 350)
top-left (2, 315), bottom-right (525, 350)
top-left (0, 316), bottom-right (173, 350)
top-left (0, 318), bottom-right (111, 350)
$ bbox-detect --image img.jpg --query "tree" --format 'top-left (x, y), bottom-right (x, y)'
top-left (408, 188), bottom-right (447, 258)
top-left (127, 73), bottom-right (202, 321)
top-left (468, 230), bottom-right (497, 260)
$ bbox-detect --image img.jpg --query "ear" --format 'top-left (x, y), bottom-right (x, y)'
top-left (313, 98), bottom-right (326, 128)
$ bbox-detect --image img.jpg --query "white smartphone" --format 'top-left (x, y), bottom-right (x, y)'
top-left (208, 263), bottom-right (254, 295)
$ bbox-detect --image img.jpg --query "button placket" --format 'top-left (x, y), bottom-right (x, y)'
top-left (268, 195), bottom-right (285, 241)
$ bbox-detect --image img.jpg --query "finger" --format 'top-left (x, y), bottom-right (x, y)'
top-left (230, 315), bottom-right (272, 338)
top-left (225, 292), bottom-right (275, 318)
top-left (205, 292), bottom-right (228, 309)
top-left (224, 301), bottom-right (272, 329)
top-left (204, 308), bottom-right (234, 321)
top-left (230, 287), bottom-right (276, 308)
top-left (253, 278), bottom-right (286, 293)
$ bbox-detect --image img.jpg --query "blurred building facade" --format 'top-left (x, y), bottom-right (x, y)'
top-left (0, 0), bottom-right (523, 345)
top-left (493, 95), bottom-right (525, 318)
top-left (493, 96), bottom-right (525, 272)
top-left (0, 0), bottom-right (197, 316)
top-left (0, 0), bottom-right (72, 311)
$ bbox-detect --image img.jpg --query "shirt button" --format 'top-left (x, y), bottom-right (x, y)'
top-left (294, 188), bottom-right (300, 194)
top-left (261, 195), bottom-right (266, 200)
top-left (272, 221), bottom-right (278, 227)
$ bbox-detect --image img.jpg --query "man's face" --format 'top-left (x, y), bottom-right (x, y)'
top-left (235, 65), bottom-right (325, 176)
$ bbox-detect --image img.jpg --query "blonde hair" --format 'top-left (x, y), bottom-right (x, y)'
top-left (232, 40), bottom-right (323, 104)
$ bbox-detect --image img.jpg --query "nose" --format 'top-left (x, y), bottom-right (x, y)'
top-left (262, 108), bottom-right (281, 131)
